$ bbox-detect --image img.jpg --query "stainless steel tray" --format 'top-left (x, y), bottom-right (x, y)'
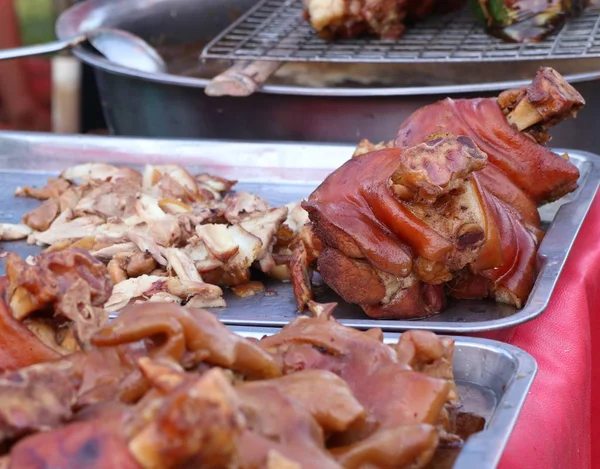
top-left (0, 131), bottom-right (598, 333)
top-left (231, 326), bottom-right (537, 469)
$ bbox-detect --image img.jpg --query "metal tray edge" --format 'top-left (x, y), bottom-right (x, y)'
top-left (0, 132), bottom-right (597, 333)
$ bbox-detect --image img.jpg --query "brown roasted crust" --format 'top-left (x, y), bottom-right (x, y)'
top-left (389, 135), bottom-right (487, 205)
top-left (362, 283), bottom-right (445, 319)
top-left (8, 409), bottom-right (140, 469)
top-left (317, 247), bottom-right (386, 305)
top-left (499, 66), bottom-right (586, 136)
top-left (310, 210), bottom-right (363, 259)
top-left (260, 314), bottom-right (453, 449)
top-left (302, 134), bottom-right (500, 318)
top-left (395, 94), bottom-right (580, 206)
top-left (128, 368), bottom-right (245, 469)
top-left (290, 225), bottom-right (322, 311)
top-left (331, 424), bottom-right (439, 468)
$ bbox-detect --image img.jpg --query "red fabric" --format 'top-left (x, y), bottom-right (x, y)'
top-left (23, 58), bottom-right (51, 107)
top-left (494, 195), bottom-right (600, 469)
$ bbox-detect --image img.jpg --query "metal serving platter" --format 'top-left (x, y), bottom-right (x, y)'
top-left (231, 326), bottom-right (538, 469)
top-left (0, 131), bottom-right (598, 333)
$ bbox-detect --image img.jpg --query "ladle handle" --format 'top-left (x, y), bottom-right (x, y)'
top-left (0, 36), bottom-right (86, 61)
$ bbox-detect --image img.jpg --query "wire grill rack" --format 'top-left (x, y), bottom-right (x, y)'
top-left (201, 0), bottom-right (600, 63)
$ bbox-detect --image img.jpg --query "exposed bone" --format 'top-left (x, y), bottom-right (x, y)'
top-left (503, 67), bottom-right (585, 131)
top-left (507, 99), bottom-right (546, 131)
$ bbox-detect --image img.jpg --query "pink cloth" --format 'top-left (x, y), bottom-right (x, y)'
top-left (495, 195), bottom-right (599, 469)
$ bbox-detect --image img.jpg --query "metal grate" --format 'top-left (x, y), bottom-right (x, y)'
top-left (201, 0), bottom-right (600, 63)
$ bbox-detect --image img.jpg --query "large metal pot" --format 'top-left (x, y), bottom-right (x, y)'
top-left (57, 0), bottom-right (600, 151)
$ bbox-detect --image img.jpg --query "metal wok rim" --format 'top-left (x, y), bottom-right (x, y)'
top-left (56, 0), bottom-right (600, 97)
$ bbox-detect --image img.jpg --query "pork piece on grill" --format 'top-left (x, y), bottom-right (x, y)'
top-left (303, 0), bottom-right (465, 39)
top-left (472, 0), bottom-right (589, 43)
top-left (291, 67), bottom-right (581, 319)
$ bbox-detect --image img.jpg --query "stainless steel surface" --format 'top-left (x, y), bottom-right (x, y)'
top-left (88, 28), bottom-right (167, 73)
top-left (55, 0), bottom-right (600, 95)
top-left (231, 326), bottom-right (538, 469)
top-left (0, 28), bottom-right (166, 74)
top-left (50, 0), bottom-right (600, 151)
top-left (202, 0), bottom-right (600, 63)
top-left (0, 36), bottom-right (86, 60)
top-left (0, 132), bottom-right (597, 333)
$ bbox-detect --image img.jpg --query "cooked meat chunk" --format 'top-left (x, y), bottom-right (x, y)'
top-left (303, 0), bottom-right (464, 40)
